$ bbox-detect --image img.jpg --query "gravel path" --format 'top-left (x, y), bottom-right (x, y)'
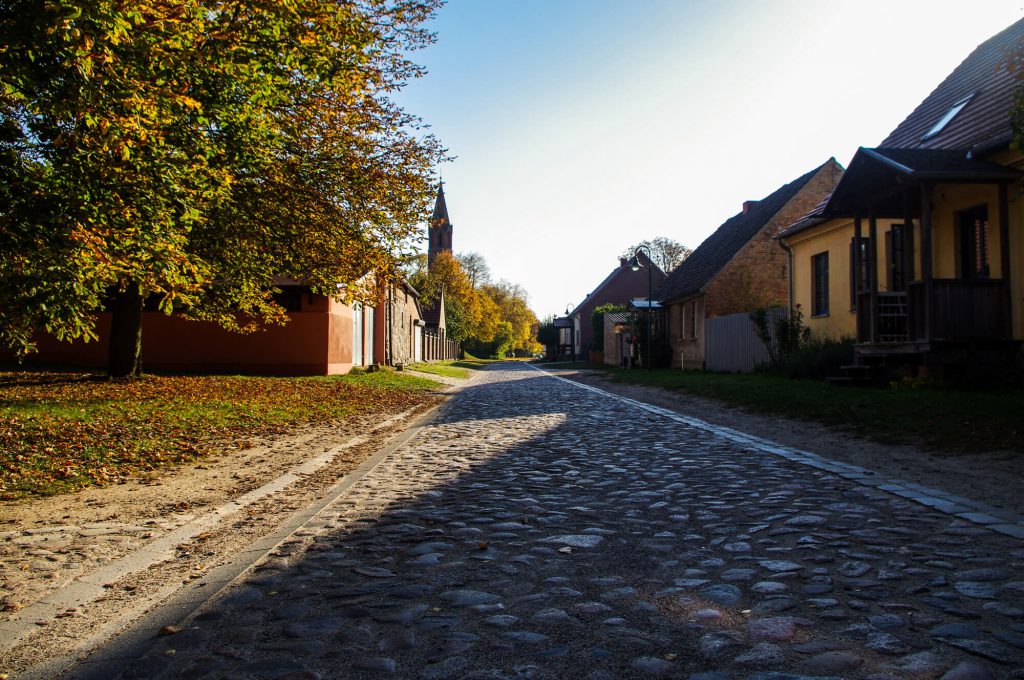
top-left (61, 362), bottom-right (1024, 680)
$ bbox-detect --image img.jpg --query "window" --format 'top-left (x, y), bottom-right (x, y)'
top-left (848, 237), bottom-right (870, 310)
top-left (812, 252), bottom-right (829, 316)
top-left (885, 224), bottom-right (914, 292)
top-left (688, 301), bottom-right (697, 339)
top-left (922, 94), bottom-right (973, 141)
top-left (957, 205), bottom-right (989, 279)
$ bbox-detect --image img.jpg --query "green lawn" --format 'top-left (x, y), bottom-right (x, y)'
top-left (408, 356), bottom-right (508, 379)
top-left (565, 365), bottom-right (1024, 454)
top-left (407, 361), bottom-right (472, 379)
top-left (0, 369), bottom-right (441, 499)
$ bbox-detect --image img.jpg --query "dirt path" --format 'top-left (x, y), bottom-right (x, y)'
top-left (553, 368), bottom-right (1024, 518)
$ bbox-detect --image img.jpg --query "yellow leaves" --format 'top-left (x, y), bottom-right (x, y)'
top-left (177, 95), bottom-right (202, 112)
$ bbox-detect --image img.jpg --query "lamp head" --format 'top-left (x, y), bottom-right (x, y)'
top-left (629, 254), bottom-right (643, 272)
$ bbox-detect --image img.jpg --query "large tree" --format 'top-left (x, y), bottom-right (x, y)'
top-left (456, 251), bottom-right (490, 288)
top-left (0, 0), bottom-right (444, 376)
top-left (411, 252), bottom-right (541, 355)
top-left (481, 280), bottom-right (539, 354)
top-left (409, 250), bottom-right (477, 343)
top-left (620, 236), bottom-right (692, 274)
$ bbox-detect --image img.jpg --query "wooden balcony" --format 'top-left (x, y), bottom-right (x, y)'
top-left (857, 279), bottom-right (1010, 345)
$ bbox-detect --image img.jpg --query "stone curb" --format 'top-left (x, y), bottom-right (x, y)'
top-left (533, 365), bottom-right (1024, 540)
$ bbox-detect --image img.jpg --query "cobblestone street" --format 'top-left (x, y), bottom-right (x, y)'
top-left (73, 363), bottom-right (1024, 680)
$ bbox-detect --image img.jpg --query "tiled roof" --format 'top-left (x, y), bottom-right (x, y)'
top-left (570, 252), bottom-right (664, 316)
top-left (422, 288), bottom-right (444, 328)
top-left (881, 17), bottom-right (1024, 151)
top-left (422, 305), bottom-right (442, 326)
top-left (859, 147), bottom-right (1022, 178)
top-left (780, 147), bottom-right (1023, 228)
top-left (776, 199), bottom-right (830, 239)
top-left (653, 161), bottom-right (832, 303)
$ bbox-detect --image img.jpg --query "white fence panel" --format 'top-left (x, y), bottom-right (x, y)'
top-left (705, 307), bottom-right (785, 373)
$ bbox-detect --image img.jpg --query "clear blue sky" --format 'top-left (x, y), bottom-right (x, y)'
top-left (397, 0), bottom-right (1024, 320)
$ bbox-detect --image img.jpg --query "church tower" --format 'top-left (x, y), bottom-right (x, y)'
top-left (427, 183), bottom-right (453, 267)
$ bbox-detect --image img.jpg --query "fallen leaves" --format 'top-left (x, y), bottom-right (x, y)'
top-left (0, 370), bottom-right (438, 499)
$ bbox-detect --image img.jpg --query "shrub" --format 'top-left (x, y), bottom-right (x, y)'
top-left (591, 303), bottom-right (625, 352)
top-left (776, 336), bottom-right (855, 380)
top-left (750, 305), bottom-right (811, 366)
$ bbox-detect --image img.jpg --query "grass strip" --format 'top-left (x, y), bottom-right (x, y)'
top-left (407, 362), bottom-right (472, 379)
top-left (0, 370), bottom-right (441, 499)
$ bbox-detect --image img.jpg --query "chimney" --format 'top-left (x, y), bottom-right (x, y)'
top-left (743, 200), bottom-right (758, 214)
top-left (619, 257), bottom-right (628, 268)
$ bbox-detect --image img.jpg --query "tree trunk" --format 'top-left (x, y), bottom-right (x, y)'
top-left (107, 286), bottom-right (144, 378)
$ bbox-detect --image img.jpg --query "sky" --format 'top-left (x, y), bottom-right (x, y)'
top-left (396, 0), bottom-right (1024, 321)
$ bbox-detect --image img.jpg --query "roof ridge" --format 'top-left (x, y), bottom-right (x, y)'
top-left (880, 16), bottom-right (1024, 150)
top-left (653, 160), bottom-right (836, 303)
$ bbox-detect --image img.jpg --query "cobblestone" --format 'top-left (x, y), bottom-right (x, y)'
top-left (77, 364), bottom-right (1024, 679)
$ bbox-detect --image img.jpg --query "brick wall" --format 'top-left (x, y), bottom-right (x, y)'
top-left (575, 260), bottom-right (667, 354)
top-left (704, 160), bottom-right (842, 318)
top-left (666, 296), bottom-right (705, 369)
top-left (663, 160), bottom-right (842, 369)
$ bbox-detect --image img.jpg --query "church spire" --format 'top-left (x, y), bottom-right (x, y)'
top-left (431, 182), bottom-right (450, 226)
top-left (428, 182), bottom-right (453, 267)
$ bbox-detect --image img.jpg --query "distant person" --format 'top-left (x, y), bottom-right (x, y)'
top-left (621, 331), bottom-right (632, 368)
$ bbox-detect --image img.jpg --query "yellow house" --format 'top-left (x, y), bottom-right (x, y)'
top-left (779, 17), bottom-right (1024, 379)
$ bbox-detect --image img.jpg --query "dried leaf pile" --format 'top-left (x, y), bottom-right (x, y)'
top-left (0, 370), bottom-right (440, 499)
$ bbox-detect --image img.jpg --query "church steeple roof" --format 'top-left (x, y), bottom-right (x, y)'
top-left (431, 182), bottom-right (450, 226)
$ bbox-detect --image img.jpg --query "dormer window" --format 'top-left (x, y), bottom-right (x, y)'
top-left (922, 94), bottom-right (974, 141)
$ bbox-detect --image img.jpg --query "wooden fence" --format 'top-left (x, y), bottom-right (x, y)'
top-left (705, 307), bottom-right (784, 373)
top-left (422, 330), bottom-right (460, 362)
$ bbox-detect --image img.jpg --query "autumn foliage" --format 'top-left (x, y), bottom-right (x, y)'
top-left (0, 0), bottom-right (445, 376)
top-left (410, 252), bottom-right (542, 356)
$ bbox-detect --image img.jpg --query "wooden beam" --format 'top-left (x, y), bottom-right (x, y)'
top-left (868, 207), bottom-right (879, 343)
top-left (853, 212), bottom-right (863, 296)
top-left (920, 183), bottom-right (933, 281)
top-left (902, 189), bottom-right (915, 285)
top-left (920, 183), bottom-right (933, 343)
top-left (999, 182), bottom-right (1012, 339)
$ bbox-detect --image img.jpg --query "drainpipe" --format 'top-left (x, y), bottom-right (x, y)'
top-left (777, 238), bottom-right (795, 314)
top-left (387, 285), bottom-right (394, 366)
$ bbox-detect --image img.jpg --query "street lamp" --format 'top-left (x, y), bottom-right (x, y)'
top-left (565, 304), bottom-right (575, 361)
top-left (628, 246), bottom-right (653, 371)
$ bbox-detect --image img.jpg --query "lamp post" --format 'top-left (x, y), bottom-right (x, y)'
top-left (628, 246), bottom-right (653, 371)
top-left (565, 304), bottom-right (575, 361)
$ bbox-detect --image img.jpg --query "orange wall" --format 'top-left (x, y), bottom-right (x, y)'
top-left (16, 296), bottom-right (357, 376)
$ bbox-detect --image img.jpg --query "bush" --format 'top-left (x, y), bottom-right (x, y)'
top-left (774, 336), bottom-right (855, 380)
top-left (591, 303), bottom-right (626, 352)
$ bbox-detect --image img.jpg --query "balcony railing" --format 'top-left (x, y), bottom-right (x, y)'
top-left (858, 279), bottom-right (1009, 344)
top-left (908, 279), bottom-right (1009, 342)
